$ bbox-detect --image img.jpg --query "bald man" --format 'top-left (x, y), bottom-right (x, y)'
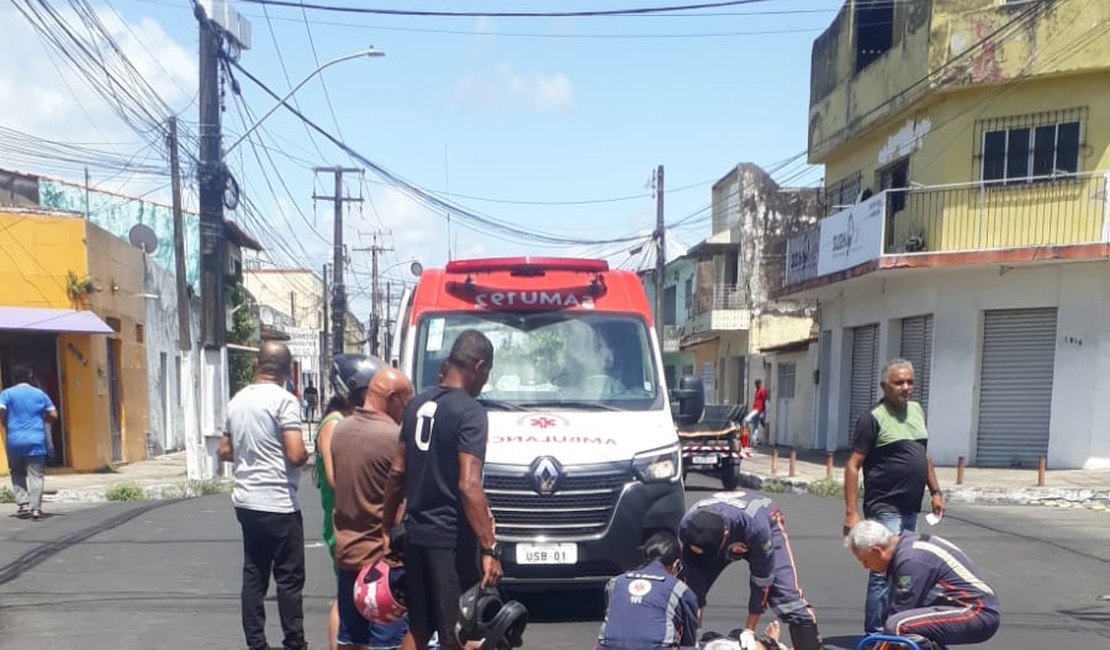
top-left (331, 365), bottom-right (415, 649)
top-left (221, 341), bottom-right (310, 650)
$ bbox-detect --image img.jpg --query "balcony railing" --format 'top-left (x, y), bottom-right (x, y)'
top-left (885, 174), bottom-right (1108, 254)
top-left (694, 285), bottom-right (747, 314)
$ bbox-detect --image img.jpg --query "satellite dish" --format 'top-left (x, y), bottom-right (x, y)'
top-left (128, 224), bottom-right (159, 254)
top-left (409, 261), bottom-right (424, 277)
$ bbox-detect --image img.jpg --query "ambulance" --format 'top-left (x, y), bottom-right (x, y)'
top-left (391, 256), bottom-right (692, 590)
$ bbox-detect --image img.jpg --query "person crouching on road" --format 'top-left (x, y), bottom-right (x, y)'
top-left (844, 521), bottom-right (1000, 648)
top-left (678, 492), bottom-right (824, 650)
top-left (596, 531), bottom-right (699, 649)
top-left (331, 365), bottom-right (415, 649)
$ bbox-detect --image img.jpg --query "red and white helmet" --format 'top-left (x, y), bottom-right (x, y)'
top-left (354, 560), bottom-right (406, 625)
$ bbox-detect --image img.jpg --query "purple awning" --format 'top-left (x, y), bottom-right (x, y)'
top-left (0, 306), bottom-right (114, 334)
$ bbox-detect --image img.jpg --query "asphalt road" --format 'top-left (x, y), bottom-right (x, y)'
top-left (1, 476), bottom-right (1107, 649)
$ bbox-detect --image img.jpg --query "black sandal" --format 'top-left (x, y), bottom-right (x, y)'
top-left (30, 509), bottom-right (42, 521)
top-left (16, 505), bottom-right (30, 519)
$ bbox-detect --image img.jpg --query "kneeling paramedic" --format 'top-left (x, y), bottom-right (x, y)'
top-left (844, 521), bottom-right (1000, 648)
top-left (595, 531), bottom-right (699, 649)
top-left (678, 493), bottom-right (824, 650)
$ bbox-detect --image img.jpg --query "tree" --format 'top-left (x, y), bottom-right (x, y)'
top-left (227, 286), bottom-right (259, 395)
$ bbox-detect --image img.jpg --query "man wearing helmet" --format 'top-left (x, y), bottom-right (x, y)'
top-left (331, 365), bottom-right (415, 649)
top-left (318, 354), bottom-right (385, 649)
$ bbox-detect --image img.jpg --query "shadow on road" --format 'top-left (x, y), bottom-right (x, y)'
top-left (510, 588), bottom-right (606, 623)
top-left (0, 500), bottom-right (176, 587)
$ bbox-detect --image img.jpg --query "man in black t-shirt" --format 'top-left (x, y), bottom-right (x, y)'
top-left (843, 358), bottom-right (945, 635)
top-left (384, 329), bottom-right (501, 650)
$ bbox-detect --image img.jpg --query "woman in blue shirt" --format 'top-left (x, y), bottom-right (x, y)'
top-left (0, 365), bottom-right (57, 521)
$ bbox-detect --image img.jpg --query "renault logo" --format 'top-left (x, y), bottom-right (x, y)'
top-left (531, 457), bottom-right (561, 495)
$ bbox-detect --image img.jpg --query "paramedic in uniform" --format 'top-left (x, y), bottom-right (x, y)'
top-left (678, 492), bottom-right (824, 650)
top-left (596, 532), bottom-right (699, 649)
top-left (845, 520), bottom-right (1000, 647)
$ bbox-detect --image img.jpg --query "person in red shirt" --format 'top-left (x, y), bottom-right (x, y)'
top-left (744, 379), bottom-right (767, 446)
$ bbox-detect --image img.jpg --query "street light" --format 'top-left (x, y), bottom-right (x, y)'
top-left (224, 47), bottom-right (385, 157)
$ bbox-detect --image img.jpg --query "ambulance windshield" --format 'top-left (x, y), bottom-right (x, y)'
top-left (414, 312), bottom-right (662, 411)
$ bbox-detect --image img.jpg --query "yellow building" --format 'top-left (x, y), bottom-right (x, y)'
top-left (0, 209), bottom-right (151, 472)
top-left (781, 0), bottom-right (1110, 469)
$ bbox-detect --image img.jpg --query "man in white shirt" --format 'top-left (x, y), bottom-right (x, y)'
top-left (220, 341), bottom-right (308, 650)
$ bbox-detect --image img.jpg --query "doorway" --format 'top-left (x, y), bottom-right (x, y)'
top-left (0, 333), bottom-right (67, 466)
top-left (107, 338), bottom-right (124, 463)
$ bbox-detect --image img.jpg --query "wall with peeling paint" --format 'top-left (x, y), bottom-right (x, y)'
top-left (810, 0), bottom-right (1110, 166)
top-left (38, 178), bottom-right (201, 291)
top-left (823, 69), bottom-right (1110, 216)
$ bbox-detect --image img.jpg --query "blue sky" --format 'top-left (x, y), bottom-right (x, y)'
top-left (2, 0), bottom-right (842, 316)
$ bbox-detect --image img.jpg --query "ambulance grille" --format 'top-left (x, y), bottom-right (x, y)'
top-left (483, 462), bottom-right (631, 539)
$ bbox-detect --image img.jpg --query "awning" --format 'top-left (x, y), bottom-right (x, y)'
top-left (679, 332), bottom-right (720, 350)
top-left (0, 306), bottom-right (114, 334)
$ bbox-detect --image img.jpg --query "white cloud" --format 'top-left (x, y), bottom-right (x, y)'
top-left (0, 5), bottom-right (195, 170)
top-left (452, 64), bottom-right (573, 112)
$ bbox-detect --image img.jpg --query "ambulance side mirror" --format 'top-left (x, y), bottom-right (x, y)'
top-left (671, 375), bottom-right (705, 427)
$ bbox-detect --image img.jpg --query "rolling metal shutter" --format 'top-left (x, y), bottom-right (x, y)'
top-left (849, 324), bottom-right (879, 442)
top-left (900, 315), bottom-right (933, 415)
top-left (975, 308), bottom-right (1058, 467)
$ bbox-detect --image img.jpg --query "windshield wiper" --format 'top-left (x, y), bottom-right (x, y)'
top-left (477, 398), bottom-right (525, 411)
top-left (517, 400), bottom-right (623, 411)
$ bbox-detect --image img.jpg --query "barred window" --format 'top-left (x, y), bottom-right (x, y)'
top-left (976, 108), bottom-right (1086, 184)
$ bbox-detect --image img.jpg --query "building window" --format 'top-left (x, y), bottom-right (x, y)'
top-left (777, 362), bottom-right (797, 400)
top-left (683, 277), bottom-right (693, 310)
top-left (826, 171), bottom-right (863, 213)
top-left (135, 324), bottom-right (145, 344)
top-left (663, 286), bottom-right (677, 326)
top-left (855, 0), bottom-right (894, 72)
top-left (976, 108), bottom-right (1086, 184)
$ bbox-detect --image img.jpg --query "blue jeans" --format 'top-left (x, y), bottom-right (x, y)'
top-left (336, 567), bottom-right (409, 648)
top-left (865, 511), bottom-right (918, 634)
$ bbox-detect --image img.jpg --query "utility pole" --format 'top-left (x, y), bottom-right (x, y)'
top-left (313, 167), bottom-right (363, 356)
top-left (321, 263), bottom-right (329, 400)
top-left (654, 164), bottom-right (666, 345)
top-left (353, 232), bottom-right (393, 356)
top-left (384, 281), bottom-right (392, 358)
top-left (197, 10), bottom-right (225, 349)
top-left (168, 116), bottom-right (191, 351)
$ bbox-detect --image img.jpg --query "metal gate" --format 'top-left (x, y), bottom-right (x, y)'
top-left (900, 315), bottom-right (933, 415)
top-left (975, 308), bottom-right (1058, 467)
top-left (849, 324), bottom-right (879, 442)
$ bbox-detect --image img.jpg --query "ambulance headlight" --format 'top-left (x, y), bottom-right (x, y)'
top-left (632, 445), bottom-right (681, 482)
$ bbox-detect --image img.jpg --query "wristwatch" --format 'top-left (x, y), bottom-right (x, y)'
top-left (930, 488), bottom-right (944, 497)
top-left (480, 542), bottom-right (503, 559)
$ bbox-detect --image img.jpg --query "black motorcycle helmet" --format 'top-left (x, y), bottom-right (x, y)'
top-left (329, 354), bottom-right (384, 405)
top-left (456, 583), bottom-right (528, 650)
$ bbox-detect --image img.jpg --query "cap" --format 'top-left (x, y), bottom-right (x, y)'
top-left (681, 509), bottom-right (726, 565)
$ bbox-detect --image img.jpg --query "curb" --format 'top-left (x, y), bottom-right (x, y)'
top-left (49, 479), bottom-right (234, 504)
top-left (737, 471), bottom-right (1110, 508)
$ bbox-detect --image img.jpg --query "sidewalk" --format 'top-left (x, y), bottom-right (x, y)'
top-left (14, 441), bottom-right (1110, 506)
top-left (736, 446), bottom-right (1110, 509)
top-left (32, 451), bottom-right (226, 503)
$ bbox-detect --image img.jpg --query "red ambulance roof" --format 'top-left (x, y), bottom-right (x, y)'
top-left (410, 256), bottom-right (654, 325)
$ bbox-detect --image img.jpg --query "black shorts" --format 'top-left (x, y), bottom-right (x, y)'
top-left (404, 541), bottom-right (481, 645)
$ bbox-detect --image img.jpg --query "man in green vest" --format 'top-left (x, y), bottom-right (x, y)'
top-left (842, 358), bottom-right (945, 635)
